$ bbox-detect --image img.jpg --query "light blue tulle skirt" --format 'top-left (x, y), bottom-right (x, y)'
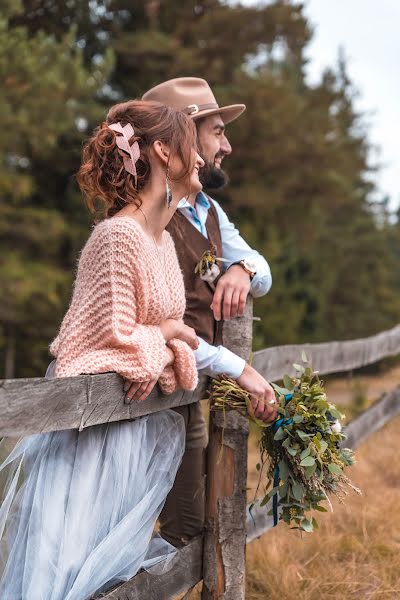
top-left (0, 409), bottom-right (185, 599)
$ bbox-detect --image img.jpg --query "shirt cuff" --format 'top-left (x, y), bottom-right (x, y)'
top-left (194, 340), bottom-right (246, 379)
top-left (217, 349), bottom-right (246, 379)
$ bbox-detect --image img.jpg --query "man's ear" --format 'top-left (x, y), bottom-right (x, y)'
top-left (152, 140), bottom-right (170, 166)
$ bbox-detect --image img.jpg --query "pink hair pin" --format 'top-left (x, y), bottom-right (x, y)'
top-left (108, 122), bottom-right (140, 187)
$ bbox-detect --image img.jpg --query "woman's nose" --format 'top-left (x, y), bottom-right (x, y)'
top-left (197, 153), bottom-right (205, 168)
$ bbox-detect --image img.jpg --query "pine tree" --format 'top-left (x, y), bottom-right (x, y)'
top-left (0, 1), bottom-right (112, 376)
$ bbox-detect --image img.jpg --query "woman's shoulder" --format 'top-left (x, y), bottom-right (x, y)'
top-left (90, 216), bottom-right (148, 249)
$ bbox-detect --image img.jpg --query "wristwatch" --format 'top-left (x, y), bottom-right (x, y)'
top-left (231, 259), bottom-right (257, 281)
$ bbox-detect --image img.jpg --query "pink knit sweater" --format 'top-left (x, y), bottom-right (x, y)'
top-left (50, 216), bottom-right (198, 393)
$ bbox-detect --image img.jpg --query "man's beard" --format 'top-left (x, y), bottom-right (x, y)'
top-left (199, 160), bottom-right (230, 191)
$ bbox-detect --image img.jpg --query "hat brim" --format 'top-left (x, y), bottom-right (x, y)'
top-left (191, 104), bottom-right (246, 124)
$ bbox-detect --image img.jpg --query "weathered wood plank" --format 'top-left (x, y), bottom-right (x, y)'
top-left (0, 374), bottom-right (209, 437)
top-left (94, 536), bottom-right (203, 600)
top-left (202, 301), bottom-right (252, 600)
top-left (252, 324), bottom-right (400, 381)
top-left (341, 386), bottom-right (400, 449)
top-left (245, 500), bottom-right (274, 544)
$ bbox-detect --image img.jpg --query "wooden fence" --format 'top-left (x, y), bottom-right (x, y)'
top-left (1, 303), bottom-right (400, 599)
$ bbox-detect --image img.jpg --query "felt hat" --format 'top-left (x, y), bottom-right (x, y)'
top-left (142, 77), bottom-right (246, 124)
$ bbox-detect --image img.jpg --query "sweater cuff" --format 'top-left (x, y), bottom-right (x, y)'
top-left (167, 338), bottom-right (198, 391)
top-left (158, 366), bottom-right (178, 395)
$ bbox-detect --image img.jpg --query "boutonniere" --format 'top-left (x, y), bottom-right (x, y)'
top-left (194, 245), bottom-right (229, 282)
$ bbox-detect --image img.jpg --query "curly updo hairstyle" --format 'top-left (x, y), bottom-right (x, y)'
top-left (76, 100), bottom-right (197, 218)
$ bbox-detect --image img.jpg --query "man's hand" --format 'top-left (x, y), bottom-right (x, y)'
top-left (160, 319), bottom-right (199, 349)
top-left (210, 265), bottom-right (251, 321)
top-left (236, 364), bottom-right (277, 423)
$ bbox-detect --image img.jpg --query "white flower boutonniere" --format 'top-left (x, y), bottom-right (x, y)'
top-left (194, 245), bottom-right (228, 283)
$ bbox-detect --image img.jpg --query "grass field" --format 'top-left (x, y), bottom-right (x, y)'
top-left (184, 367), bottom-right (400, 600)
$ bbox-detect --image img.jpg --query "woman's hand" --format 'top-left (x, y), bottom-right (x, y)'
top-left (123, 378), bottom-right (158, 404)
top-left (124, 348), bottom-right (175, 403)
top-left (160, 319), bottom-right (199, 350)
top-left (236, 364), bottom-right (277, 423)
top-left (172, 322), bottom-right (199, 350)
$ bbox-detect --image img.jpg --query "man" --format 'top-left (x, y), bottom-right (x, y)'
top-left (142, 77), bottom-right (276, 547)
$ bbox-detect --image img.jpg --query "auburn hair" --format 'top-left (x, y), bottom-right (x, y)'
top-left (76, 99), bottom-right (197, 218)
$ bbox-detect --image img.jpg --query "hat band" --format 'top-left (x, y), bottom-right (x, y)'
top-left (183, 102), bottom-right (219, 116)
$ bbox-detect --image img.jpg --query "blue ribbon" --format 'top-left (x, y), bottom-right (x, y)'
top-left (272, 391), bottom-right (294, 526)
top-left (272, 465), bottom-right (280, 526)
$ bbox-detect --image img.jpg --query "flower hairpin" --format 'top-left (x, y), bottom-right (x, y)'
top-left (108, 122), bottom-right (140, 187)
top-left (194, 245), bottom-right (229, 282)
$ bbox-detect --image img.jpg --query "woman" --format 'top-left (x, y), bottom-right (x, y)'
top-left (0, 100), bottom-right (204, 599)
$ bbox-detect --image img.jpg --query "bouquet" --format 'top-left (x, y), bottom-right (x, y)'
top-left (209, 360), bottom-right (360, 533)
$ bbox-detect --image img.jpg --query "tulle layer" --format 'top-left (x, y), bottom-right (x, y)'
top-left (0, 410), bottom-right (185, 600)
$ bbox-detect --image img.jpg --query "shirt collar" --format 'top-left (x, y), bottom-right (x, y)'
top-left (178, 191), bottom-right (211, 210)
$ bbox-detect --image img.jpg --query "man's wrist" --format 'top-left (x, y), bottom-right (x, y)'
top-left (230, 260), bottom-right (257, 281)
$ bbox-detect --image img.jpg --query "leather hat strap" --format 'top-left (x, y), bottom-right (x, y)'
top-left (183, 102), bottom-right (219, 116)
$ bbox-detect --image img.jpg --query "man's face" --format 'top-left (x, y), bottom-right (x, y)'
top-left (196, 114), bottom-right (232, 190)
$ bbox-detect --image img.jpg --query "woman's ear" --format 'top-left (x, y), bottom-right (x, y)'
top-left (152, 140), bottom-right (170, 166)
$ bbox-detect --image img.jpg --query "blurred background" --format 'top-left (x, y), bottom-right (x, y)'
top-left (1, 0), bottom-right (399, 377)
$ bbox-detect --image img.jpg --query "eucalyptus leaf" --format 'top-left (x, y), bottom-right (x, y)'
top-left (319, 440), bottom-right (328, 453)
top-left (297, 430), bottom-right (311, 441)
top-left (287, 447), bottom-right (298, 456)
top-left (301, 351), bottom-right (308, 363)
top-left (305, 463), bottom-right (317, 478)
top-left (293, 414), bottom-right (304, 423)
top-left (283, 374), bottom-right (294, 391)
top-left (300, 456), bottom-right (315, 467)
top-left (300, 447), bottom-right (310, 460)
top-left (328, 407), bottom-right (342, 420)
top-left (292, 481), bottom-right (304, 501)
top-left (274, 427), bottom-right (286, 441)
top-left (328, 463), bottom-right (342, 475)
top-left (301, 519), bottom-right (314, 533)
top-left (278, 460), bottom-right (288, 481)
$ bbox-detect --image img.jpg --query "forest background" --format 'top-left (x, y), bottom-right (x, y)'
top-left (1, 0), bottom-right (399, 378)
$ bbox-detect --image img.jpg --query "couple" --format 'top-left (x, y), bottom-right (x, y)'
top-left (0, 78), bottom-right (277, 599)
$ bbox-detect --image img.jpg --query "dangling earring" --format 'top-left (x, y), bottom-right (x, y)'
top-left (166, 168), bottom-right (172, 209)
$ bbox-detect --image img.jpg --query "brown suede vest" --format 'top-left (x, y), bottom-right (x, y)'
top-left (166, 201), bottom-right (223, 346)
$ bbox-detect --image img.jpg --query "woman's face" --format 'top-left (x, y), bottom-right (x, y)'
top-left (170, 149), bottom-right (205, 198)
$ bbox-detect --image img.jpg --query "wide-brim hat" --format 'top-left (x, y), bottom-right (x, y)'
top-left (142, 77), bottom-right (245, 124)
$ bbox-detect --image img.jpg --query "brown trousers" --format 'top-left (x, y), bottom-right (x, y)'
top-left (159, 402), bottom-right (208, 547)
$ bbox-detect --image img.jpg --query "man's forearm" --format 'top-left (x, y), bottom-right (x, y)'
top-left (194, 337), bottom-right (245, 379)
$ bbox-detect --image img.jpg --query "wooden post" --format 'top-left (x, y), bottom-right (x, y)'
top-left (202, 299), bottom-right (252, 599)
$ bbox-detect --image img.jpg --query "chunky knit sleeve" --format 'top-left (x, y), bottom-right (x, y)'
top-left (51, 219), bottom-right (167, 381)
top-left (167, 338), bottom-right (198, 391)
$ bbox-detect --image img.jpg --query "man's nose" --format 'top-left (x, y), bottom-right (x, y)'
top-left (220, 134), bottom-right (232, 155)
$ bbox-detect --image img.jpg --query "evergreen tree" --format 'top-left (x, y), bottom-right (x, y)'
top-left (0, 0), bottom-right (112, 376)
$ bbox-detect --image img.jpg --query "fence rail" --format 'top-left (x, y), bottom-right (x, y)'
top-left (1, 318), bottom-right (399, 599)
top-left (1, 323), bottom-right (399, 437)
